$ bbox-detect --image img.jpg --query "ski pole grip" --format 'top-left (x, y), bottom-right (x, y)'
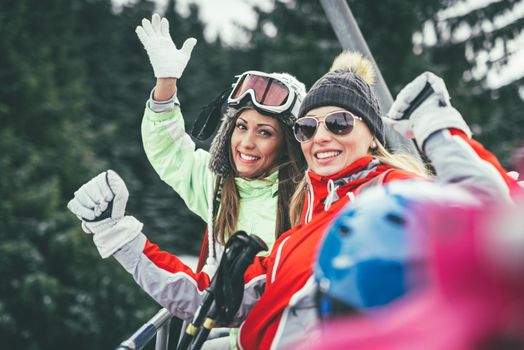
top-left (230, 234), bottom-right (268, 277)
top-left (401, 82), bottom-right (434, 120)
top-left (247, 234), bottom-right (268, 253)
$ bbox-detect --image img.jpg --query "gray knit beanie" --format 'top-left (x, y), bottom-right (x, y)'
top-left (209, 72), bottom-right (306, 177)
top-left (298, 51), bottom-right (385, 145)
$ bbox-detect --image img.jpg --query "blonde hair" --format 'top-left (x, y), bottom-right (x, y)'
top-left (373, 141), bottom-right (430, 177)
top-left (289, 142), bottom-right (431, 227)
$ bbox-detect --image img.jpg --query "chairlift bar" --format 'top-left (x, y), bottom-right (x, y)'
top-left (115, 308), bottom-right (173, 350)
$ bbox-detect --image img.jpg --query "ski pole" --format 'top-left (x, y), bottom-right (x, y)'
top-left (176, 232), bottom-right (254, 350)
top-left (176, 289), bottom-right (216, 350)
top-left (188, 233), bottom-right (267, 350)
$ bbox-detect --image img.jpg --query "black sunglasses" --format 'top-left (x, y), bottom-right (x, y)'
top-left (293, 111), bottom-right (362, 143)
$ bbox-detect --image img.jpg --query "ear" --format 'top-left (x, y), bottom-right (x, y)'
top-left (370, 139), bottom-right (377, 150)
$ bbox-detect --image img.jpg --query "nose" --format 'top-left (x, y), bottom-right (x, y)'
top-left (312, 121), bottom-right (332, 144)
top-left (239, 130), bottom-right (256, 149)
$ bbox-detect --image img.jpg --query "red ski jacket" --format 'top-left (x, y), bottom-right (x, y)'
top-left (113, 130), bottom-right (521, 350)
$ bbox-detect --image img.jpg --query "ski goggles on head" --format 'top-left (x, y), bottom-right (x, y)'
top-left (228, 71), bottom-right (300, 116)
top-left (293, 111), bottom-right (362, 143)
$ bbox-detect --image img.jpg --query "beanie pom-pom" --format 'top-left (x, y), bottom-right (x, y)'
top-left (330, 51), bottom-right (376, 85)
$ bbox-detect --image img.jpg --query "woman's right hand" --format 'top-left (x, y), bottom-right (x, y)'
top-left (384, 71), bottom-right (471, 151)
top-left (136, 14), bottom-right (197, 79)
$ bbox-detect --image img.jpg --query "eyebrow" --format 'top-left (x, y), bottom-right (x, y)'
top-left (257, 123), bottom-right (278, 132)
top-left (238, 117), bottom-right (278, 132)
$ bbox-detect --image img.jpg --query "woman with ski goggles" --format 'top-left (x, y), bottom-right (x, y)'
top-left (134, 13), bottom-right (305, 349)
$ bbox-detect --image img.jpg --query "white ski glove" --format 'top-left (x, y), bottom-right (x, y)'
top-left (136, 13), bottom-right (197, 78)
top-left (385, 71), bottom-right (472, 151)
top-left (67, 170), bottom-right (143, 258)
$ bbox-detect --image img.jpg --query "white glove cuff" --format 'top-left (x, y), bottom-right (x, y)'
top-left (82, 218), bottom-right (116, 234)
top-left (414, 106), bottom-right (472, 151)
top-left (93, 216), bottom-right (143, 258)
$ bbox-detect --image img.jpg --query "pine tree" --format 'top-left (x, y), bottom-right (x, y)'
top-left (0, 0), bottom-right (159, 348)
top-left (419, 0), bottom-right (524, 163)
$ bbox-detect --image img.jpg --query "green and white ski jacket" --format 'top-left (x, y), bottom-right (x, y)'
top-left (142, 101), bottom-right (279, 275)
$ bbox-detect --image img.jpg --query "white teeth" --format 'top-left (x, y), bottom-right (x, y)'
top-left (239, 152), bottom-right (259, 161)
top-left (315, 151), bottom-right (341, 159)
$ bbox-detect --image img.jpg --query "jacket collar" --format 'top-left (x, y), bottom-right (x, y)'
top-left (235, 170), bottom-right (279, 198)
top-left (306, 156), bottom-right (378, 185)
top-left (303, 156), bottom-right (388, 223)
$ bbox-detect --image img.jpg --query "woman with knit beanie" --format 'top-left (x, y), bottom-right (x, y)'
top-left (67, 48), bottom-right (520, 349)
top-left (136, 13), bottom-right (306, 278)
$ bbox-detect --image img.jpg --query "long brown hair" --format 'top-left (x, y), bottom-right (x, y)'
top-left (213, 114), bottom-right (305, 244)
top-left (289, 140), bottom-right (430, 227)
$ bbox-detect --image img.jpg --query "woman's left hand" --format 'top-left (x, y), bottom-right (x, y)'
top-left (67, 170), bottom-right (144, 258)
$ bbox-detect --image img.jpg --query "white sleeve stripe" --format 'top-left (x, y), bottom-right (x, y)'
top-left (271, 237), bottom-right (291, 284)
top-left (164, 119), bottom-right (195, 150)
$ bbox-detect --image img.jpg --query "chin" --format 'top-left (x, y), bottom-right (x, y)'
top-left (237, 168), bottom-right (258, 178)
top-left (312, 166), bottom-right (341, 177)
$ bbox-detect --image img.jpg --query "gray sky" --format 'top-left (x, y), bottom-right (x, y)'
top-left (173, 0), bottom-right (524, 89)
top-left (120, 0), bottom-right (523, 89)
top-left (174, 0), bottom-right (273, 44)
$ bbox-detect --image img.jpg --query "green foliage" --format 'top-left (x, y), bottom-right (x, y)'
top-left (418, 0), bottom-right (524, 163)
top-left (0, 0), bottom-right (158, 348)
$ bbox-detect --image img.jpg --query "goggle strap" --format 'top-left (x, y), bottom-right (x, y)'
top-left (191, 87), bottom-right (233, 140)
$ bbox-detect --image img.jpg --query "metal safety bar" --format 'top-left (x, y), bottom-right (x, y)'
top-left (115, 308), bottom-right (174, 350)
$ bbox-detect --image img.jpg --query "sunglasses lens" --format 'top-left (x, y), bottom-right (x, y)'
top-left (325, 112), bottom-right (355, 135)
top-left (294, 118), bottom-right (318, 142)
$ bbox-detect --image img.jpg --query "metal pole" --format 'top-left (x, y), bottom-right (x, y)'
top-left (155, 317), bottom-right (172, 350)
top-left (319, 0), bottom-right (420, 158)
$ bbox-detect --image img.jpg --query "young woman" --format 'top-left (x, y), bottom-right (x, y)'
top-left (67, 52), bottom-right (521, 349)
top-left (136, 14), bottom-right (306, 275)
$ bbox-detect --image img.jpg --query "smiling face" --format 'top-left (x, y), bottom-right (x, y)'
top-left (230, 109), bottom-right (284, 178)
top-left (300, 105), bottom-right (375, 177)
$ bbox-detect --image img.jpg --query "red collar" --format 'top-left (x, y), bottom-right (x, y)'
top-left (307, 156), bottom-right (376, 184)
top-left (303, 157), bottom-right (392, 223)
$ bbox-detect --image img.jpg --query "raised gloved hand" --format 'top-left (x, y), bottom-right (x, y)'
top-left (67, 170), bottom-right (143, 258)
top-left (136, 13), bottom-right (197, 78)
top-left (385, 71), bottom-right (472, 151)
